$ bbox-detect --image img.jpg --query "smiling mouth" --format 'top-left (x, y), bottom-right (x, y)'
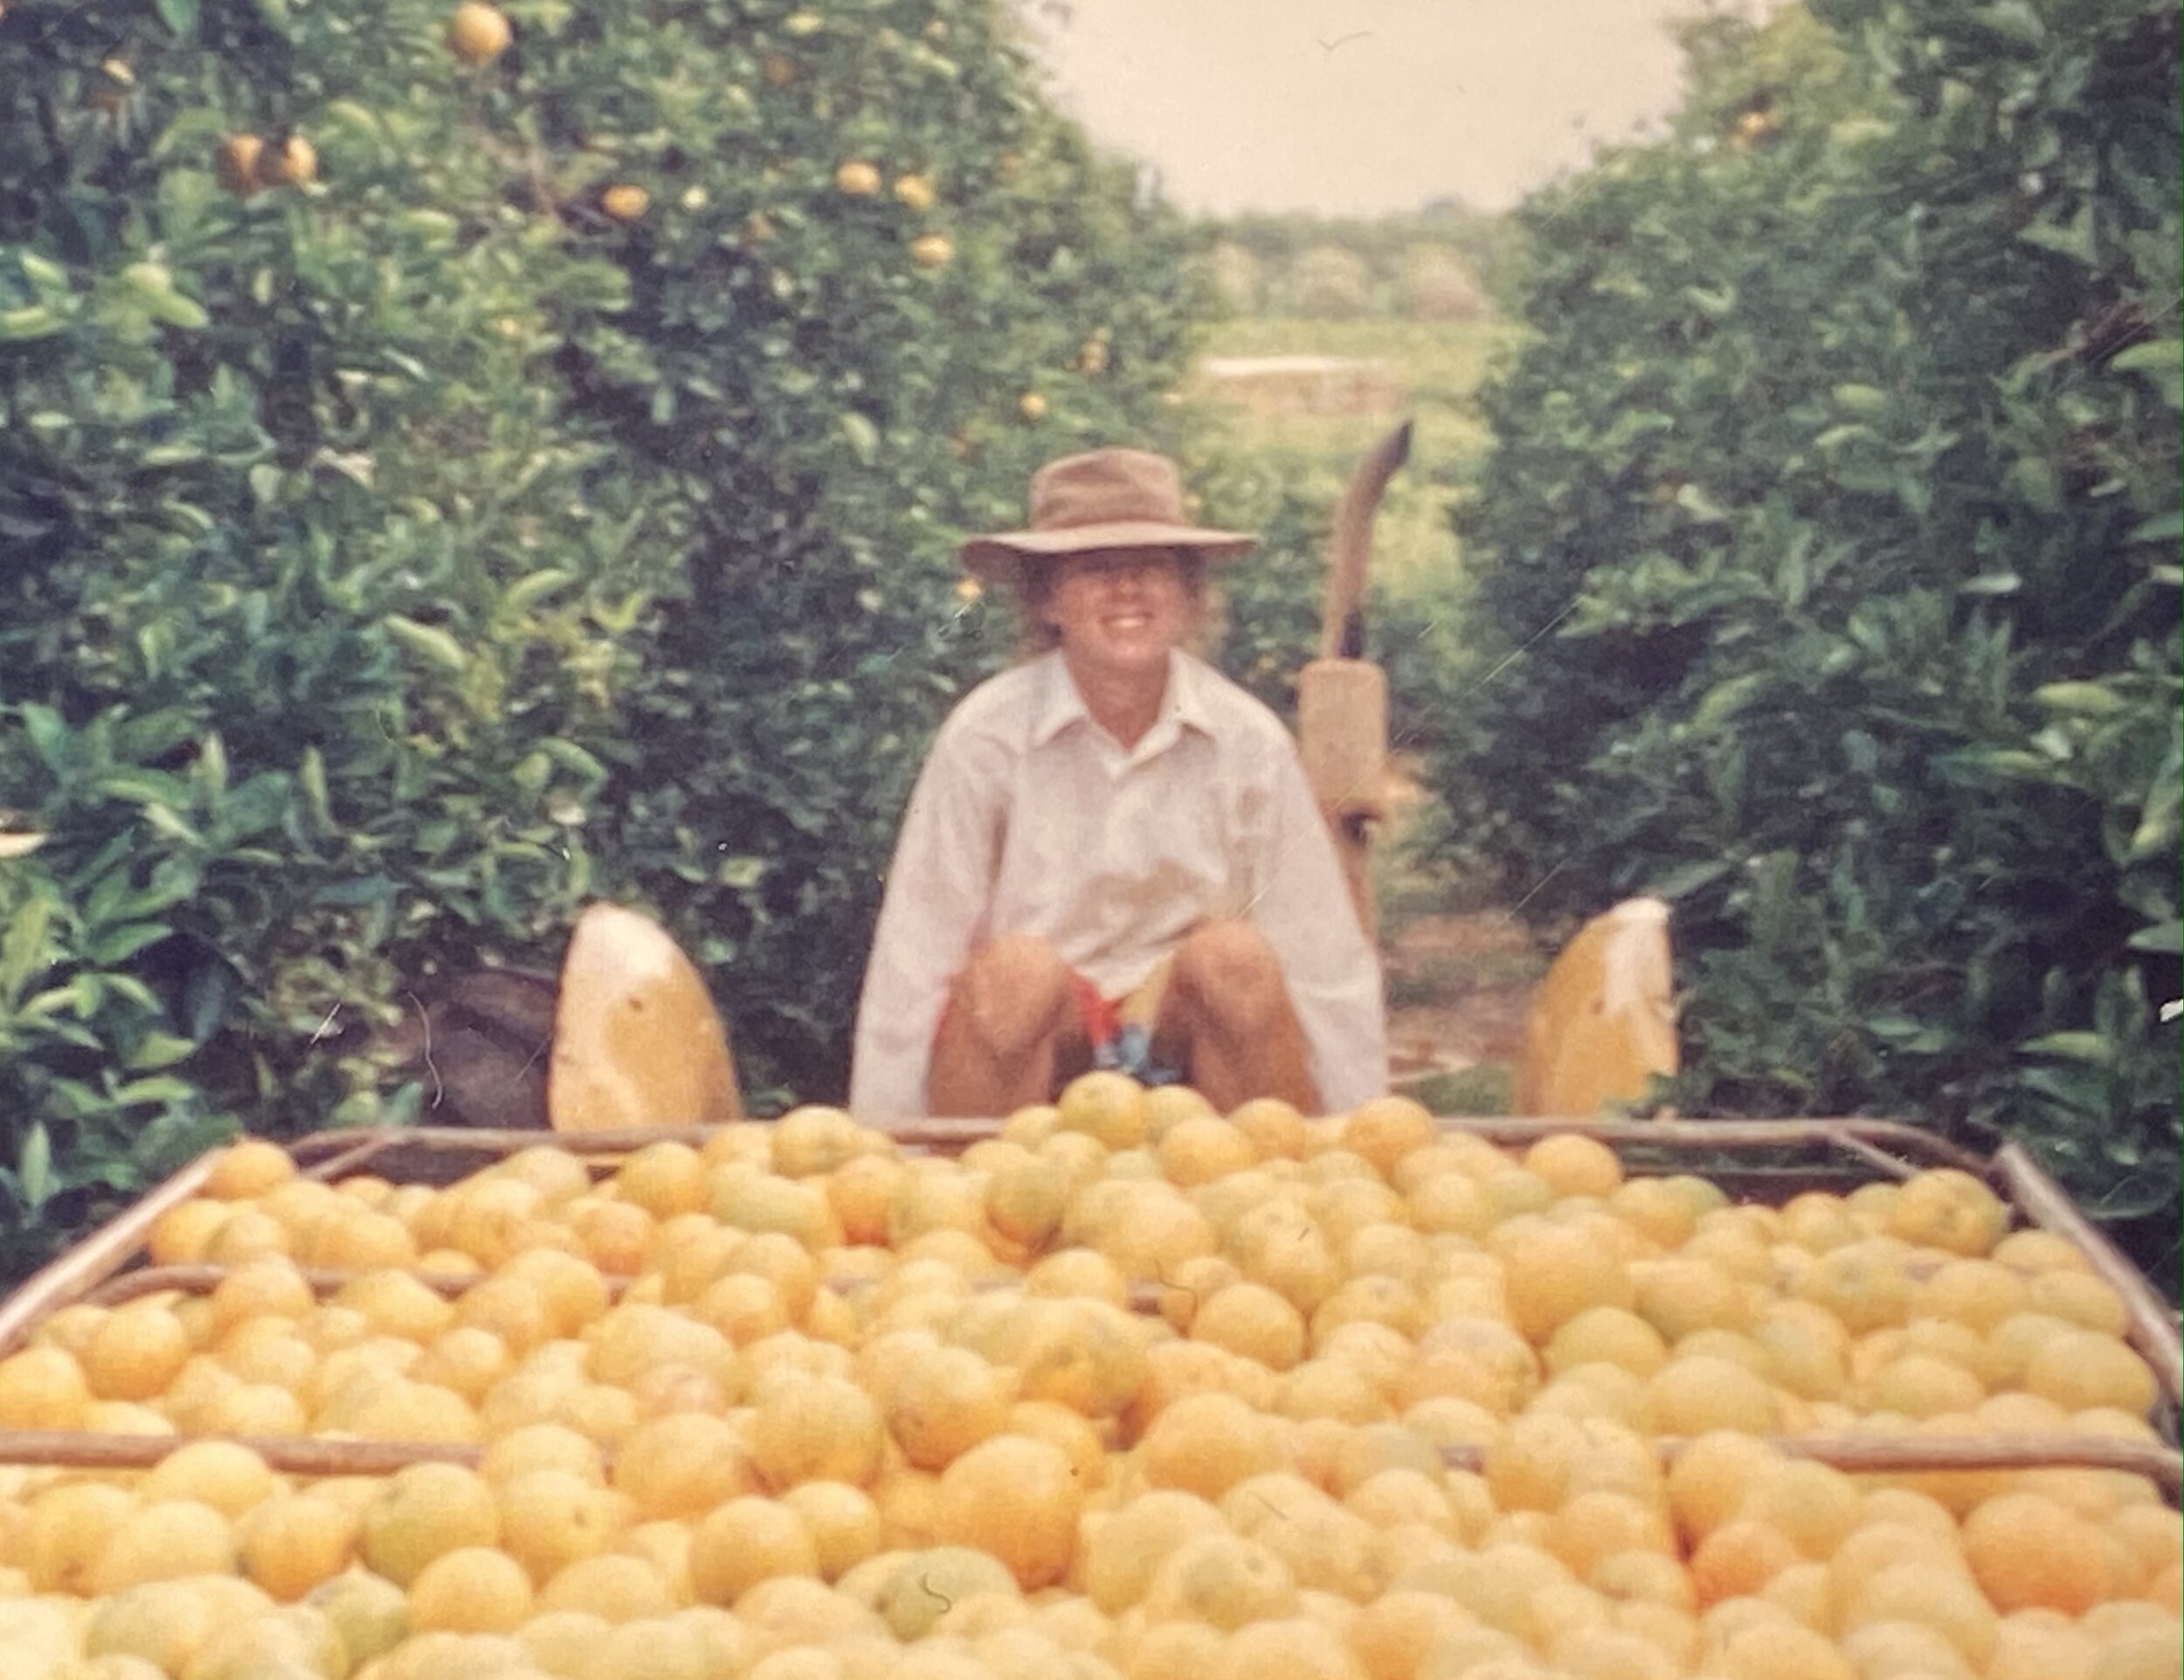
top-left (1105, 613), bottom-right (1151, 632)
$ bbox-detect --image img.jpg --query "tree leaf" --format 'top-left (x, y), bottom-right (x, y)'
top-left (124, 1033), bottom-right (199, 1071)
top-left (384, 615), bottom-right (470, 674)
top-left (1, 897), bottom-right (52, 1007)
top-left (2032, 681), bottom-right (2124, 714)
top-left (2021, 1031), bottom-right (2116, 1064)
top-left (2111, 340), bottom-right (2181, 374)
top-left (0, 307), bottom-right (63, 342)
top-left (503, 570), bottom-right (575, 613)
top-left (20, 704), bottom-right (69, 773)
top-left (839, 411), bottom-right (880, 464)
top-left (19, 1123), bottom-right (51, 1210)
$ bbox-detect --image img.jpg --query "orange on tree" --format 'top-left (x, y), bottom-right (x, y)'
top-left (255, 135), bottom-right (317, 189)
top-left (446, 0), bottom-right (513, 64)
top-left (214, 135), bottom-right (266, 196)
top-left (600, 184), bottom-right (650, 222)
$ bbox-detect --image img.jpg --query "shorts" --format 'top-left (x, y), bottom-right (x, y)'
top-left (1067, 958), bottom-right (1183, 1088)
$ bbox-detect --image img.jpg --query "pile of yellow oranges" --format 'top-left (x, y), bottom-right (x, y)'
top-left (0, 1075), bottom-right (2174, 1680)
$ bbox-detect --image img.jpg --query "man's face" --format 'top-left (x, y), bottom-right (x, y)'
top-left (1044, 547), bottom-right (1192, 681)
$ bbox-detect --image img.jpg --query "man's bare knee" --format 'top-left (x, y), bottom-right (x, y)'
top-left (1171, 920), bottom-right (1289, 1035)
top-left (950, 935), bottom-right (1071, 1060)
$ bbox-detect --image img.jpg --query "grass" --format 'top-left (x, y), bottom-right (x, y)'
top-left (1185, 314), bottom-right (1513, 592)
top-left (1397, 1063), bottom-right (1516, 1116)
top-left (1384, 947), bottom-right (1548, 1010)
top-left (1372, 819), bottom-right (1517, 935)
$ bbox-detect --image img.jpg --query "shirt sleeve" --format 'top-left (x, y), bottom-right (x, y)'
top-left (848, 716), bottom-right (1004, 1122)
top-left (1248, 740), bottom-right (1390, 1114)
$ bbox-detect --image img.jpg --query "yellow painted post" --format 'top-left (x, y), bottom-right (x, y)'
top-left (549, 903), bottom-right (745, 1131)
top-left (1514, 897), bottom-right (1679, 1117)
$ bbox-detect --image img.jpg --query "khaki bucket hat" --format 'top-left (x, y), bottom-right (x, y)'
top-left (959, 447), bottom-right (1258, 582)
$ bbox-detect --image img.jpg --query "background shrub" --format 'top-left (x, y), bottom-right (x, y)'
top-left (1420, 1), bottom-right (2180, 1255)
top-left (0, 0), bottom-right (1208, 1277)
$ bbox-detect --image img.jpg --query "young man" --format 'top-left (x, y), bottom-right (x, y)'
top-left (849, 446), bottom-right (1387, 1120)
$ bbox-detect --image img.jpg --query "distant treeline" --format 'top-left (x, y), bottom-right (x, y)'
top-left (1191, 202), bottom-right (1520, 321)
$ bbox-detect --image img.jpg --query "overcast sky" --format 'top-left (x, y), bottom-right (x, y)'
top-left (1019, 0), bottom-right (1778, 218)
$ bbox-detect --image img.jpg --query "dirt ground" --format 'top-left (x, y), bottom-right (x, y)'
top-left (1382, 909), bottom-right (1539, 1083)
top-left (1369, 771), bottom-right (1548, 1106)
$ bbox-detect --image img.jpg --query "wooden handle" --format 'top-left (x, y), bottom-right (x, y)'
top-left (0, 1155), bottom-right (216, 1359)
top-left (1297, 660), bottom-right (1389, 820)
top-left (1322, 419), bottom-right (1413, 660)
top-left (0, 1424), bottom-right (2164, 1494)
top-left (1296, 659), bottom-right (1386, 941)
top-left (1437, 1432), bottom-right (2182, 1493)
top-left (0, 1428), bottom-right (482, 1476)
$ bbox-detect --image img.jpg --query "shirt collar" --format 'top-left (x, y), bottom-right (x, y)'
top-left (1031, 649), bottom-right (1215, 754)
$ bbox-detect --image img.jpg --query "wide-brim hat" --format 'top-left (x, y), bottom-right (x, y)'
top-left (959, 446), bottom-right (1258, 582)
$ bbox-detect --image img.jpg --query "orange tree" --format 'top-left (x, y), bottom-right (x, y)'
top-left (0, 0), bottom-right (1205, 1275)
top-left (1421, 3), bottom-right (2179, 1237)
top-left (483, 0), bottom-right (1206, 1096)
top-left (0, 0), bottom-right (644, 1275)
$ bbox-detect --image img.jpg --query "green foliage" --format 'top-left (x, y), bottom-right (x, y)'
top-left (0, 0), bottom-right (641, 1273)
top-left (473, 1), bottom-right (1211, 1098)
top-left (1179, 312), bottom-right (1508, 750)
top-left (1420, 1), bottom-right (2181, 1230)
top-left (1401, 1063), bottom-right (1515, 1118)
top-left (1186, 437), bottom-right (1457, 769)
top-left (0, 0), bottom-right (1205, 1276)
top-left (1197, 206), bottom-right (1513, 321)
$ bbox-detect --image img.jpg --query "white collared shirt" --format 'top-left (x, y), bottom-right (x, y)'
top-left (848, 649), bottom-right (1388, 1119)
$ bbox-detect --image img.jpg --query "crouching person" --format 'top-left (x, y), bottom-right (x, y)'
top-left (850, 447), bottom-right (1388, 1121)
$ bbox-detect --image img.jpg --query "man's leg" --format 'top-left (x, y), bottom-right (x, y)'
top-left (1155, 921), bottom-right (1321, 1115)
top-left (928, 934), bottom-right (1081, 1117)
